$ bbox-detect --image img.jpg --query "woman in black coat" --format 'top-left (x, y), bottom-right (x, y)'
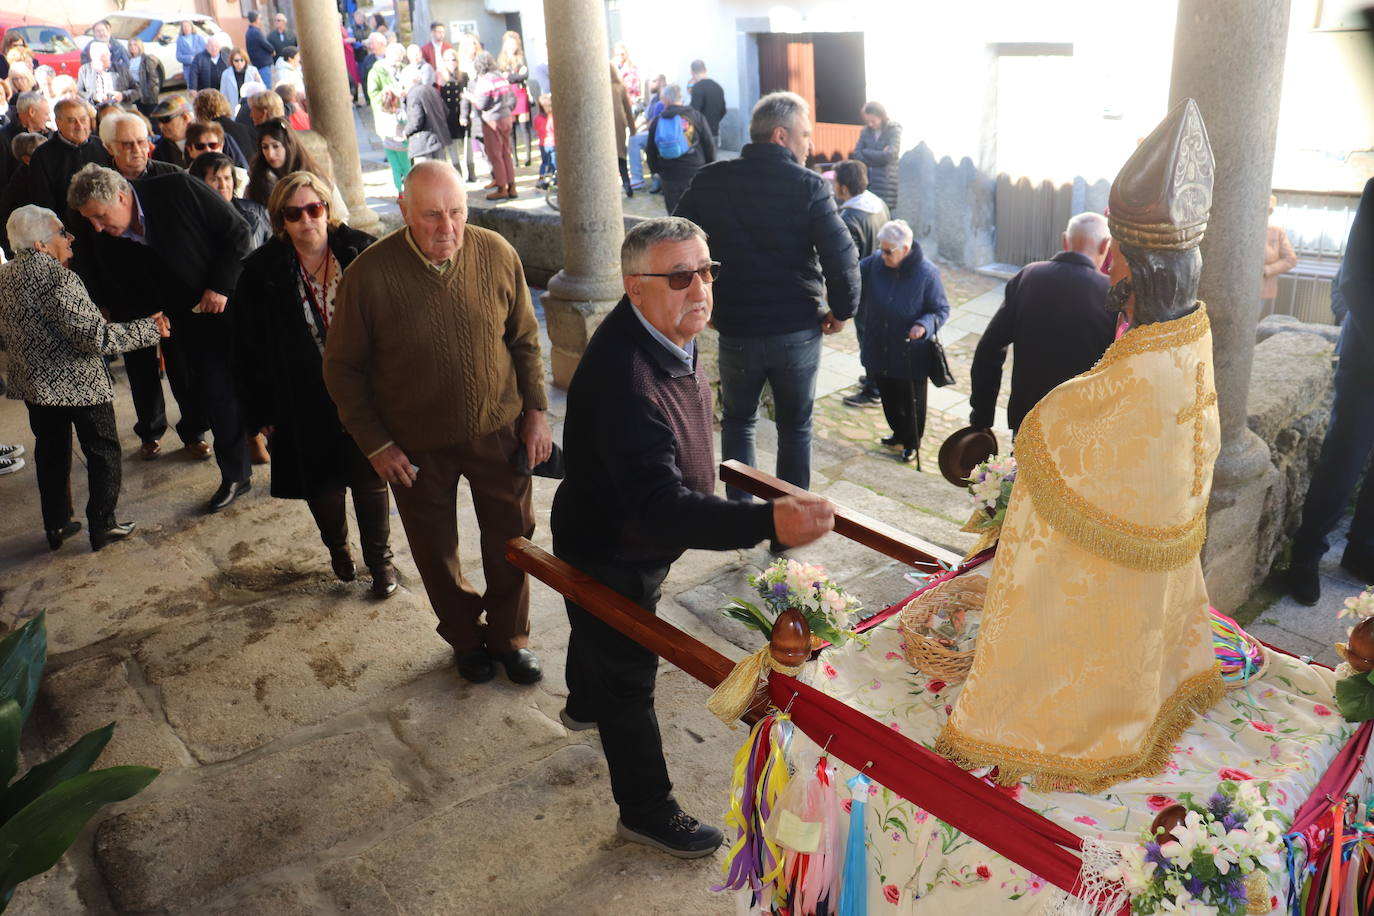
top-left (858, 219), bottom-right (949, 466)
top-left (852, 101), bottom-right (902, 210)
top-left (230, 170), bottom-right (397, 598)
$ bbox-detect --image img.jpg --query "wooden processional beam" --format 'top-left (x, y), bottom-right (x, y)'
top-left (718, 459), bottom-right (961, 572)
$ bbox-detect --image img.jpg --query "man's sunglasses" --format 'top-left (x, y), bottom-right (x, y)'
top-left (190, 141), bottom-right (221, 151)
top-left (282, 201), bottom-right (328, 222)
top-left (155, 115), bottom-right (177, 125)
top-left (633, 262), bottom-right (720, 290)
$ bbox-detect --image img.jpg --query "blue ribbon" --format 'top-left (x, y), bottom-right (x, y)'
top-left (838, 773), bottom-right (872, 916)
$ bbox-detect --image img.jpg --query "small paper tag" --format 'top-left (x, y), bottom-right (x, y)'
top-left (771, 809), bottom-right (822, 853)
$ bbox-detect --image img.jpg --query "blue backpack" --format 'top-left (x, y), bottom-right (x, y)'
top-left (655, 113), bottom-right (694, 159)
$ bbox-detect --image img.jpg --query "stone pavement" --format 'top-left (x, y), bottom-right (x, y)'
top-left (1245, 516), bottom-right (1366, 668)
top-left (0, 284), bottom-right (986, 913)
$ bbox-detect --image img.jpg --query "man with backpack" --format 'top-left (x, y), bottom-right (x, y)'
top-left (645, 84), bottom-right (714, 214)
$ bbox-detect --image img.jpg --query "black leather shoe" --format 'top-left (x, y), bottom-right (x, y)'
top-left (880, 435), bottom-right (900, 446)
top-left (45, 520), bottom-right (81, 551)
top-left (370, 563), bottom-right (398, 599)
top-left (900, 448), bottom-right (917, 464)
top-left (1341, 551), bottom-right (1374, 585)
top-left (208, 479), bottom-right (252, 513)
top-left (455, 648), bottom-right (495, 684)
top-left (617, 809), bottom-right (724, 859)
top-left (1288, 563), bottom-right (1321, 606)
top-left (329, 548), bottom-right (356, 582)
top-left (493, 648), bottom-right (543, 684)
top-left (91, 521), bottom-right (135, 551)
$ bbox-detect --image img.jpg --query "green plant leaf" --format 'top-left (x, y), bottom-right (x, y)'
top-left (0, 723), bottom-right (113, 826)
top-left (0, 765), bottom-right (158, 889)
top-left (0, 616), bottom-right (46, 725)
top-left (0, 702), bottom-right (19, 793)
top-left (718, 600), bottom-right (773, 639)
top-left (1335, 676), bottom-right (1374, 722)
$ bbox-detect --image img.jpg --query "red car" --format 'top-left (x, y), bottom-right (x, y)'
top-left (0, 17), bottom-right (81, 79)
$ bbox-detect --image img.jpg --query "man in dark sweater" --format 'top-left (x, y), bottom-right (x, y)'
top-left (967, 212), bottom-right (1115, 435)
top-left (687, 60), bottom-right (726, 142)
top-left (28, 99), bottom-right (110, 214)
top-left (553, 217), bottom-right (834, 858)
top-left (675, 91), bottom-right (860, 502)
top-left (69, 165), bottom-right (255, 511)
top-left (244, 11), bottom-right (276, 75)
top-left (644, 83), bottom-right (714, 215)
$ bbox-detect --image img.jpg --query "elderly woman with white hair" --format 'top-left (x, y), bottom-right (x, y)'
top-left (858, 218), bottom-right (949, 466)
top-left (0, 205), bottom-right (169, 551)
top-left (75, 42), bottom-right (139, 107)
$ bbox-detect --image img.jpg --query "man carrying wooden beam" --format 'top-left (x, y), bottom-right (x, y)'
top-left (552, 216), bottom-right (835, 858)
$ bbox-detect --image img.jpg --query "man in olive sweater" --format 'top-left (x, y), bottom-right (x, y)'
top-left (324, 161), bottom-right (553, 685)
top-left (553, 217), bottom-right (834, 858)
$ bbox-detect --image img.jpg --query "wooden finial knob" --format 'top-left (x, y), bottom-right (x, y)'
top-left (770, 608), bottom-right (811, 668)
top-left (1346, 619), bottom-right (1374, 673)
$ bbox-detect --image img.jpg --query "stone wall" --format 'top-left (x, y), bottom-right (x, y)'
top-left (1243, 316), bottom-right (1339, 584)
top-left (895, 142), bottom-right (996, 268)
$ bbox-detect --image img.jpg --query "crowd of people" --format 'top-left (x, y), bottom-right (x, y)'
top-left (0, 12), bottom-right (1364, 864)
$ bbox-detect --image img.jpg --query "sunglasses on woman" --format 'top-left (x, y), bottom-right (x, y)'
top-left (632, 262), bottom-right (720, 290)
top-left (282, 201), bottom-right (328, 222)
top-left (190, 141), bottom-right (221, 151)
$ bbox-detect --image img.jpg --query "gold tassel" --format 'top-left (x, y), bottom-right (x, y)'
top-left (960, 509), bottom-right (1001, 561)
top-left (1245, 870), bottom-right (1271, 914)
top-left (707, 646), bottom-right (806, 728)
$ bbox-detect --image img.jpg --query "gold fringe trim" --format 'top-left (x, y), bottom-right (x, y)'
top-left (1008, 306), bottom-right (1212, 573)
top-left (934, 666), bottom-right (1226, 794)
top-left (1083, 304), bottom-right (1210, 378)
top-left (1016, 412), bottom-right (1207, 572)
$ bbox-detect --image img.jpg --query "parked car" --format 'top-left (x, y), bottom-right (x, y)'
top-left (76, 12), bottom-right (220, 87)
top-left (0, 17), bottom-right (81, 79)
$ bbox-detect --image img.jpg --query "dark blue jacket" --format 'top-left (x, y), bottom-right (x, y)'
top-left (1336, 177), bottom-right (1374, 372)
top-left (187, 48), bottom-right (230, 93)
top-left (245, 25), bottom-right (276, 71)
top-left (857, 245), bottom-right (948, 381)
top-left (673, 142), bottom-right (859, 338)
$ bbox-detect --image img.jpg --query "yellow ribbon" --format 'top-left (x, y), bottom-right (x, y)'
top-left (960, 508), bottom-right (1001, 562)
top-left (707, 645), bottom-right (806, 728)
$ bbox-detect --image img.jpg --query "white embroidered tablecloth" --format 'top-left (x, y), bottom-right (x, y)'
top-left (757, 566), bottom-right (1368, 914)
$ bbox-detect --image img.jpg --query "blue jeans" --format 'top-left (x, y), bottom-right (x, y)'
top-left (718, 327), bottom-right (822, 500)
top-left (1292, 343), bottom-right (1374, 566)
top-left (627, 131), bottom-right (650, 186)
top-left (539, 146), bottom-right (556, 177)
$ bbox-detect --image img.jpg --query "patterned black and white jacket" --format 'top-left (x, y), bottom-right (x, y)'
top-left (0, 248), bottom-right (161, 407)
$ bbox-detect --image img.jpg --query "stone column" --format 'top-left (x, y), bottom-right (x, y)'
top-left (1169, 0), bottom-right (1290, 610)
top-left (540, 0), bottom-right (626, 388)
top-left (295, 0), bottom-right (379, 230)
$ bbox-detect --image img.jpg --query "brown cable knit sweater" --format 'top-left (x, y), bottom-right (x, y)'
top-left (323, 226), bottom-right (548, 455)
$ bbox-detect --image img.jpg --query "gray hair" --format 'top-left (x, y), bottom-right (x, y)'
top-left (7, 204), bottom-right (60, 251)
top-left (661, 83), bottom-right (682, 104)
top-left (1065, 211), bottom-right (1110, 247)
top-left (66, 163), bottom-right (130, 212)
top-left (749, 91), bottom-right (808, 144)
top-left (877, 219), bottom-right (913, 248)
top-left (98, 111), bottom-right (146, 145)
top-left (13, 91), bottom-right (44, 116)
top-left (53, 97), bottom-right (92, 120)
top-left (620, 216), bottom-right (708, 276)
top-left (87, 41), bottom-right (110, 62)
top-left (11, 131), bottom-right (45, 161)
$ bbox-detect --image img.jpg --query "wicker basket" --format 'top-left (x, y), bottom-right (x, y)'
top-left (897, 576), bottom-right (989, 683)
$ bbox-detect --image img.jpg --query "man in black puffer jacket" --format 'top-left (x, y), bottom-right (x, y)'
top-left (674, 91), bottom-right (859, 503)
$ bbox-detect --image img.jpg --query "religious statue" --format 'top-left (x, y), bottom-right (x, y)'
top-left (935, 98), bottom-right (1225, 792)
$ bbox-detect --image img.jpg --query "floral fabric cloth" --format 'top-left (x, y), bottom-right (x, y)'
top-left (762, 566), bottom-right (1367, 914)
